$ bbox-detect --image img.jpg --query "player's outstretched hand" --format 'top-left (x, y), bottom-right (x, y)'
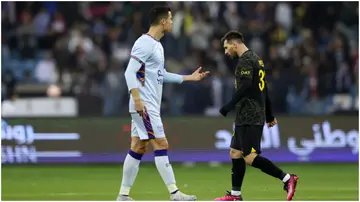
top-left (267, 118), bottom-right (277, 128)
top-left (190, 66), bottom-right (210, 81)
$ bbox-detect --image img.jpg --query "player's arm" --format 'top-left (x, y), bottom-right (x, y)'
top-left (163, 70), bottom-right (184, 84)
top-left (124, 41), bottom-right (151, 115)
top-left (164, 67), bottom-right (209, 83)
top-left (219, 62), bottom-right (253, 117)
top-left (264, 82), bottom-right (277, 127)
top-left (124, 56), bottom-right (143, 101)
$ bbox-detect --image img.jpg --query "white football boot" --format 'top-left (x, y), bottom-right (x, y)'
top-left (170, 191), bottom-right (197, 201)
top-left (116, 195), bottom-right (134, 201)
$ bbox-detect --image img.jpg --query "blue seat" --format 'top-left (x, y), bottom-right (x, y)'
top-left (6, 60), bottom-right (24, 80)
top-left (10, 51), bottom-right (20, 59)
top-left (23, 60), bottom-right (37, 71)
top-left (3, 57), bottom-right (39, 82)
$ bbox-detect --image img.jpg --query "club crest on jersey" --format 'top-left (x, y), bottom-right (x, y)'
top-left (258, 60), bottom-right (264, 67)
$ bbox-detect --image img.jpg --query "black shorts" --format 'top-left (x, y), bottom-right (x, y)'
top-left (230, 125), bottom-right (263, 156)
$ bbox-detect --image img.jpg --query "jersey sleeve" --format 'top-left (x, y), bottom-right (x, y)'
top-left (224, 60), bottom-right (254, 109)
top-left (130, 39), bottom-right (153, 65)
top-left (164, 70), bottom-right (184, 84)
top-left (124, 39), bottom-right (153, 92)
top-left (265, 82), bottom-right (275, 122)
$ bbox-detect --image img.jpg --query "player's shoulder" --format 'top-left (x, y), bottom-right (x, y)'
top-left (134, 35), bottom-right (157, 46)
top-left (239, 50), bottom-right (264, 68)
top-left (132, 35), bottom-right (156, 51)
top-left (241, 50), bottom-right (259, 61)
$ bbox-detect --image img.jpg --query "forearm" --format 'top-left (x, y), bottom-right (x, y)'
top-left (226, 80), bottom-right (252, 108)
top-left (164, 71), bottom-right (184, 84)
top-left (265, 84), bottom-right (274, 121)
top-left (130, 88), bottom-right (142, 102)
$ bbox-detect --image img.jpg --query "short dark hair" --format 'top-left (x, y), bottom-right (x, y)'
top-left (221, 31), bottom-right (245, 44)
top-left (149, 6), bottom-right (171, 26)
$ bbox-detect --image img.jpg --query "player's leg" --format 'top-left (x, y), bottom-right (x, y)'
top-left (215, 126), bottom-right (246, 201)
top-left (242, 125), bottom-right (298, 201)
top-left (117, 118), bottom-right (150, 201)
top-left (134, 111), bottom-right (196, 201)
top-left (149, 138), bottom-right (177, 192)
top-left (149, 137), bottom-right (196, 201)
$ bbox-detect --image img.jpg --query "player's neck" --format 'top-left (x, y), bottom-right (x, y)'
top-left (147, 26), bottom-right (164, 41)
top-left (236, 44), bottom-right (249, 57)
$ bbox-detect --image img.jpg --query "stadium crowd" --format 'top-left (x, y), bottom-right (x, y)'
top-left (2, 2), bottom-right (358, 116)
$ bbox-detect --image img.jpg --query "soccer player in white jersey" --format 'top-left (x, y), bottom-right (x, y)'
top-left (117, 6), bottom-right (209, 201)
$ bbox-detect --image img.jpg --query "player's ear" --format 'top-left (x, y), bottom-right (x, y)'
top-left (160, 18), bottom-right (166, 25)
top-left (232, 43), bottom-right (237, 49)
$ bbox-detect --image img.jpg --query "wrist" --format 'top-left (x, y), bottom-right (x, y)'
top-left (183, 75), bottom-right (193, 81)
top-left (266, 116), bottom-right (274, 122)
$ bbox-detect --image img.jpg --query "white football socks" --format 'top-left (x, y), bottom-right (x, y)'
top-left (282, 174), bottom-right (291, 183)
top-left (119, 151), bottom-right (142, 196)
top-left (231, 190), bottom-right (241, 196)
top-left (154, 150), bottom-right (178, 194)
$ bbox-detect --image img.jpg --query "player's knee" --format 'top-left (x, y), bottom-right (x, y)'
top-left (130, 138), bottom-right (148, 154)
top-left (131, 145), bottom-right (146, 155)
top-left (243, 153), bottom-right (257, 165)
top-left (150, 138), bottom-right (169, 150)
top-left (229, 148), bottom-right (243, 159)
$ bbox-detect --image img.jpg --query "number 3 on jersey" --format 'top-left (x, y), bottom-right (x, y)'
top-left (258, 69), bottom-right (265, 91)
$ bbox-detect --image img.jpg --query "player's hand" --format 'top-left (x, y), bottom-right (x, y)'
top-left (134, 99), bottom-right (146, 117)
top-left (189, 66), bottom-right (210, 81)
top-left (267, 118), bottom-right (277, 128)
top-left (219, 105), bottom-right (231, 117)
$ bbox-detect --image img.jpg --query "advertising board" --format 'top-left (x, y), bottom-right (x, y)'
top-left (2, 116), bottom-right (358, 164)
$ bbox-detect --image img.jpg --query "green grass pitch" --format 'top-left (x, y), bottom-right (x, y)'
top-left (1, 163), bottom-right (358, 201)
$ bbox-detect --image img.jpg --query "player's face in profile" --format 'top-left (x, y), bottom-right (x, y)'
top-left (223, 40), bottom-right (237, 58)
top-left (162, 11), bottom-right (173, 33)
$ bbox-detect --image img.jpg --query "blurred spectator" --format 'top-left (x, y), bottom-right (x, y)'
top-left (22, 70), bottom-right (36, 84)
top-left (17, 10), bottom-right (37, 59)
top-left (33, 7), bottom-right (50, 36)
top-left (68, 29), bottom-right (94, 54)
top-left (275, 3), bottom-right (292, 32)
top-left (105, 2), bottom-right (125, 26)
top-left (249, 3), bottom-right (270, 36)
top-left (92, 18), bottom-right (107, 36)
top-left (34, 51), bottom-right (57, 83)
top-left (223, 2), bottom-right (243, 31)
top-left (51, 11), bottom-right (66, 35)
top-left (2, 70), bottom-right (17, 101)
top-left (189, 15), bottom-right (213, 50)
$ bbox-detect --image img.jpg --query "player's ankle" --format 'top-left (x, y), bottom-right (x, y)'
top-left (119, 186), bottom-right (131, 196)
top-left (170, 189), bottom-right (179, 195)
top-left (282, 174), bottom-right (290, 183)
top-left (231, 190), bottom-right (241, 196)
top-left (167, 184), bottom-right (178, 194)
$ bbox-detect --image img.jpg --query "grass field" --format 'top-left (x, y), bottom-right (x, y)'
top-left (1, 163), bottom-right (358, 201)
